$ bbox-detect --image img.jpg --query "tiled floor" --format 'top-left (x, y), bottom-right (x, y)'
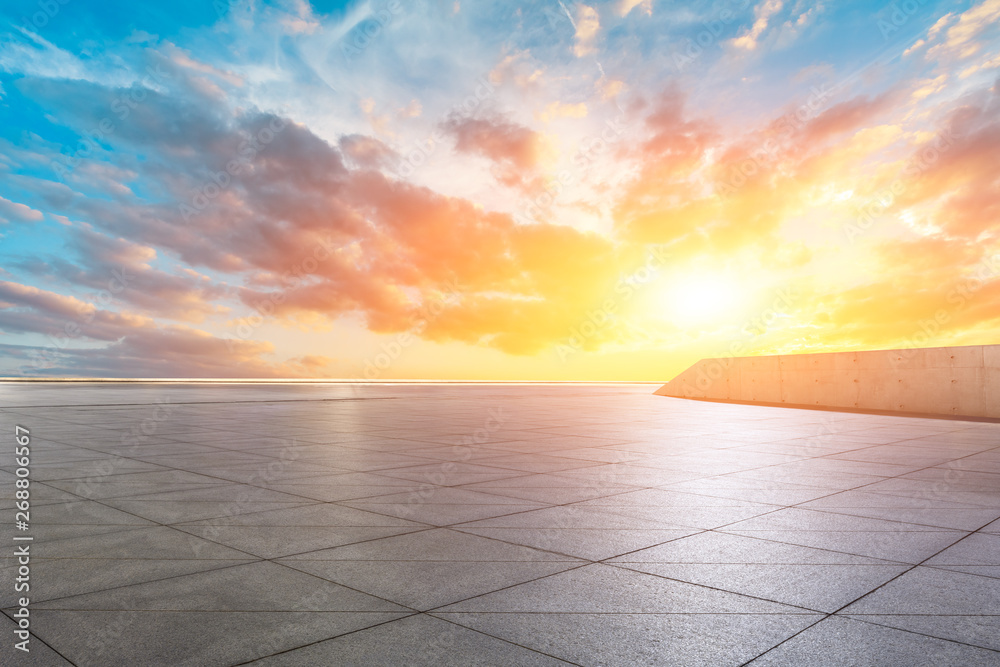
top-left (1, 382), bottom-right (999, 666)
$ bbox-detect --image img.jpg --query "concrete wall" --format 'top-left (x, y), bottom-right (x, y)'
top-left (655, 344), bottom-right (1000, 419)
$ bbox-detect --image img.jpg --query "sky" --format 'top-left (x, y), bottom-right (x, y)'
top-left (0, 0), bottom-right (998, 380)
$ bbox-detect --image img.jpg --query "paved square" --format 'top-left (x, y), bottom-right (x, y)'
top-left (2, 382), bottom-right (999, 665)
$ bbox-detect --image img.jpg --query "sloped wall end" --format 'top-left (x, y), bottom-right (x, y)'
top-left (655, 344), bottom-right (1000, 420)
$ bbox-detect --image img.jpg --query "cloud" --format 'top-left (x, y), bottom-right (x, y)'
top-left (8, 328), bottom-right (292, 378)
top-left (798, 92), bottom-right (898, 144)
top-left (891, 92), bottom-right (1000, 239)
top-left (8, 67), bottom-right (632, 359)
top-left (0, 279), bottom-right (311, 378)
top-left (0, 280), bottom-right (101, 325)
top-left (4, 2), bottom-right (1000, 378)
top-left (441, 113), bottom-right (544, 189)
top-left (0, 28), bottom-right (91, 81)
top-left (791, 63), bottom-right (834, 84)
top-left (617, 0), bottom-right (652, 17)
top-left (22, 227), bottom-right (231, 323)
top-left (488, 50), bottom-right (545, 89)
top-left (817, 236), bottom-right (1000, 348)
top-left (537, 101), bottom-right (588, 122)
top-left (615, 90), bottom-right (718, 243)
top-left (338, 134), bottom-right (400, 170)
top-left (0, 196), bottom-right (44, 224)
top-left (572, 4), bottom-right (601, 57)
top-left (442, 114), bottom-right (542, 171)
top-left (902, 0), bottom-right (1000, 74)
top-left (772, 3), bottom-right (823, 49)
top-left (600, 79), bottom-right (625, 100)
top-left (932, 0), bottom-right (1000, 61)
top-left (730, 0), bottom-right (784, 51)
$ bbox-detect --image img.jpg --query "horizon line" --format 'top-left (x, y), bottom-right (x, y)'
top-left (0, 377), bottom-right (662, 384)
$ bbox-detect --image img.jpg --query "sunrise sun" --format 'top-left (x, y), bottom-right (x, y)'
top-left (660, 274), bottom-right (743, 329)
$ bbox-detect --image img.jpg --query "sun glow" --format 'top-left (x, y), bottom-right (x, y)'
top-left (660, 274), bottom-right (744, 328)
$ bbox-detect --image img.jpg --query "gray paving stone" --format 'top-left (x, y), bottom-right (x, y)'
top-left (926, 533), bottom-right (1000, 568)
top-left (249, 482), bottom-right (411, 502)
top-left (9, 525), bottom-right (254, 561)
top-left (842, 567), bottom-right (1000, 650)
top-left (721, 507), bottom-right (952, 532)
top-left (44, 481), bottom-right (233, 501)
top-left (340, 486), bottom-right (548, 507)
top-left (431, 611), bottom-right (821, 666)
top-left (29, 500), bottom-right (158, 525)
top-left (106, 483), bottom-right (313, 503)
top-left (576, 500), bottom-right (781, 530)
top-left (3, 382), bottom-right (999, 665)
top-left (378, 468), bottom-right (533, 486)
top-left (174, 525), bottom-right (425, 559)
top-left (282, 559), bottom-right (583, 611)
top-left (607, 530), bottom-right (900, 565)
top-left (245, 614), bottom-right (572, 665)
top-left (0, 480), bottom-right (85, 505)
top-left (860, 478), bottom-right (1000, 508)
top-left (841, 614), bottom-right (1000, 654)
top-left (437, 563), bottom-right (812, 614)
top-left (278, 527), bottom-right (581, 562)
top-left (661, 479), bottom-right (836, 505)
top-left (99, 499), bottom-right (314, 524)
top-left (0, 558), bottom-right (255, 606)
top-left (176, 501), bottom-right (424, 527)
top-left (27, 610), bottom-right (409, 666)
top-left (799, 490), bottom-right (1000, 531)
top-left (457, 526), bottom-right (697, 561)
top-left (0, 613), bottom-right (74, 666)
top-left (608, 531), bottom-right (909, 611)
top-left (0, 523), bottom-right (146, 546)
top-left (459, 479), bottom-right (638, 504)
top-left (720, 527), bottom-right (967, 563)
top-left (341, 501), bottom-right (548, 526)
top-left (30, 560), bottom-right (408, 612)
top-left (6, 461), bottom-right (168, 481)
top-left (456, 504), bottom-right (694, 531)
top-left (723, 468), bottom-right (888, 490)
top-left (168, 465), bottom-right (346, 485)
top-left (746, 615), bottom-right (1000, 666)
top-left (615, 562), bottom-right (907, 612)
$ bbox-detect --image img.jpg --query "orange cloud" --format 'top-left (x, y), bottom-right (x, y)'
top-left (730, 0), bottom-right (783, 50)
top-left (573, 5), bottom-right (601, 57)
top-left (442, 114), bottom-right (542, 172)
